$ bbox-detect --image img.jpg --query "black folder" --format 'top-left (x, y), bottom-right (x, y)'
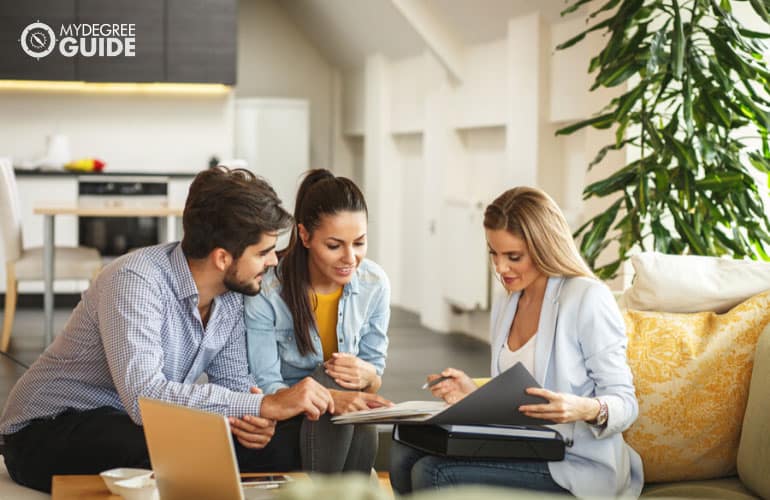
top-left (393, 423), bottom-right (566, 461)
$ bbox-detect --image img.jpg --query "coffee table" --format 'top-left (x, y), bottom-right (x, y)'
top-left (52, 472), bottom-right (309, 499)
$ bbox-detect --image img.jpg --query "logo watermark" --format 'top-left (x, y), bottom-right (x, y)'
top-left (19, 21), bottom-right (136, 59)
top-left (20, 22), bottom-right (56, 59)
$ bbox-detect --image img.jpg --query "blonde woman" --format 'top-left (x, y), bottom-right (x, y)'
top-left (389, 187), bottom-right (643, 498)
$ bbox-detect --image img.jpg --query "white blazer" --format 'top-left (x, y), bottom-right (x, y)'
top-left (490, 276), bottom-right (644, 498)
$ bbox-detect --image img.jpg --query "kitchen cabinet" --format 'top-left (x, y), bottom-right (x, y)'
top-left (166, 0), bottom-right (237, 84)
top-left (76, 0), bottom-right (164, 83)
top-left (0, 0), bottom-right (236, 84)
top-left (0, 0), bottom-right (76, 80)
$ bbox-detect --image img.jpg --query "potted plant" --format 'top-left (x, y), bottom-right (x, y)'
top-left (557, 0), bottom-right (770, 278)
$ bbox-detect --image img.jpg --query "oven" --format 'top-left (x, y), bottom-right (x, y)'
top-left (78, 176), bottom-right (169, 257)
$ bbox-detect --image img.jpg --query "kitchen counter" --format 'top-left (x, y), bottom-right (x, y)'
top-left (14, 168), bottom-right (198, 178)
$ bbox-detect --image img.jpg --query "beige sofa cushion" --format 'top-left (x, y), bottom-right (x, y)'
top-left (621, 253), bottom-right (770, 313)
top-left (737, 324), bottom-right (770, 499)
top-left (641, 477), bottom-right (757, 499)
top-left (623, 291), bottom-right (770, 482)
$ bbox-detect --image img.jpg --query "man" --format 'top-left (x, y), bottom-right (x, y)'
top-left (0, 167), bottom-right (334, 492)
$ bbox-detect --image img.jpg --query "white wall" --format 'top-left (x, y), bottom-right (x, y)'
top-left (338, 8), bottom-right (629, 338)
top-left (237, 0), bottom-right (336, 172)
top-left (0, 91), bottom-right (233, 173)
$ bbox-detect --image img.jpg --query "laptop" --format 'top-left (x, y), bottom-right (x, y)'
top-left (138, 397), bottom-right (290, 500)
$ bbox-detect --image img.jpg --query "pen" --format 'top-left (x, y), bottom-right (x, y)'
top-left (421, 375), bottom-right (452, 390)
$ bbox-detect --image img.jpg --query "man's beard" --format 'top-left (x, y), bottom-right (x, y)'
top-left (224, 265), bottom-right (262, 296)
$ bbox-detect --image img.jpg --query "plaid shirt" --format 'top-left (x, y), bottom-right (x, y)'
top-left (0, 242), bottom-right (262, 435)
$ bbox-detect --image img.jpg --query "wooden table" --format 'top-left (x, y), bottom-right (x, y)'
top-left (51, 472), bottom-right (309, 500)
top-left (33, 204), bottom-right (184, 345)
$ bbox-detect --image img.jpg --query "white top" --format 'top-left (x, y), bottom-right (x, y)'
top-left (497, 332), bottom-right (536, 374)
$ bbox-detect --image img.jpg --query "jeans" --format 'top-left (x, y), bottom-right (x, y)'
top-left (300, 366), bottom-right (378, 473)
top-left (389, 440), bottom-right (571, 495)
top-left (2, 406), bottom-right (302, 493)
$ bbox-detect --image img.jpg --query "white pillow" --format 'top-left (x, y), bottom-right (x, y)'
top-left (622, 252), bottom-right (770, 313)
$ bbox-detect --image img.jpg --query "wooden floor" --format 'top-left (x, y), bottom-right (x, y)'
top-left (378, 471), bottom-right (393, 496)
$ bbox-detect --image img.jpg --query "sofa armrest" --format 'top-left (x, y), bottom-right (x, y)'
top-left (737, 323), bottom-right (770, 499)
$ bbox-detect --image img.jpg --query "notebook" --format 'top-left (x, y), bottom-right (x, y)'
top-left (138, 397), bottom-right (290, 500)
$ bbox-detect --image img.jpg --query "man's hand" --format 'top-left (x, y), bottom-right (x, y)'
top-left (260, 377), bottom-right (334, 421)
top-left (324, 353), bottom-right (380, 391)
top-left (328, 389), bottom-right (392, 415)
top-left (229, 414), bottom-right (276, 449)
top-left (428, 367), bottom-right (477, 404)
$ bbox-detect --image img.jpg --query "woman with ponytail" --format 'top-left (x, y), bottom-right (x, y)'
top-left (244, 169), bottom-right (391, 474)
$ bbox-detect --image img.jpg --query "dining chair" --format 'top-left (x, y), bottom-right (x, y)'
top-left (0, 159), bottom-right (103, 352)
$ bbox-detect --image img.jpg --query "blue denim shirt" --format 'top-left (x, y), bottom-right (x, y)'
top-left (244, 259), bottom-right (390, 394)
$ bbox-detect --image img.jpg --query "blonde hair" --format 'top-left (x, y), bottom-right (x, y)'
top-left (483, 186), bottom-right (595, 279)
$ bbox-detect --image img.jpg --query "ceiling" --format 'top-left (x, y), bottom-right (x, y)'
top-left (279, 0), bottom-right (585, 69)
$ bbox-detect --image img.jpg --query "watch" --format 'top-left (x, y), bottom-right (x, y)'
top-left (591, 398), bottom-right (608, 427)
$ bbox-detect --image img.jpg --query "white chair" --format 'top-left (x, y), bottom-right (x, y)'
top-left (0, 159), bottom-right (102, 352)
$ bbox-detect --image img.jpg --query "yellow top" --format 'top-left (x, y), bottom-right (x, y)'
top-left (313, 287), bottom-right (343, 361)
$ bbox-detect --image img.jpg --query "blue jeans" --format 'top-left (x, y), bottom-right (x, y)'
top-left (389, 441), bottom-right (571, 495)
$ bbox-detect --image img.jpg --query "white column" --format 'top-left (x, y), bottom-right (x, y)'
top-left (505, 13), bottom-right (542, 188)
top-left (420, 83), bottom-right (454, 332)
top-left (363, 54), bottom-right (402, 303)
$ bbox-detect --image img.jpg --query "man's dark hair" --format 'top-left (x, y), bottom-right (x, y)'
top-left (181, 166), bottom-right (292, 259)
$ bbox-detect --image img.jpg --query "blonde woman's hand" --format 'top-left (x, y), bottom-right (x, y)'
top-left (518, 388), bottom-right (601, 424)
top-left (324, 353), bottom-right (380, 391)
top-left (427, 367), bottom-right (478, 404)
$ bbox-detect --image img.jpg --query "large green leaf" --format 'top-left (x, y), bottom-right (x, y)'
top-left (556, 17), bottom-right (613, 50)
top-left (749, 0), bottom-right (770, 23)
top-left (556, 113), bottom-right (616, 135)
top-left (671, 0), bottom-right (686, 79)
top-left (561, 0), bottom-right (595, 17)
top-left (695, 172), bottom-right (746, 190)
top-left (580, 198), bottom-right (623, 261)
top-left (584, 162), bottom-right (640, 197)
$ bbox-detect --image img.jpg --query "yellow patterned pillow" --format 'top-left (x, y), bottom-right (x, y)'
top-left (623, 290), bottom-right (770, 483)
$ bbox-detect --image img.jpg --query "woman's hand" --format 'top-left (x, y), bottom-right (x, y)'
top-left (324, 353), bottom-right (381, 391)
top-left (518, 388), bottom-right (601, 424)
top-left (328, 389), bottom-right (392, 415)
top-left (427, 368), bottom-right (478, 404)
